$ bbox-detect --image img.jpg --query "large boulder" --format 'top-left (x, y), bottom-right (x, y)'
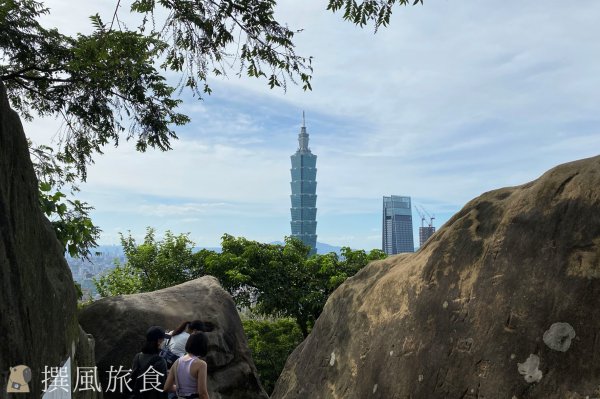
top-left (272, 155), bottom-right (600, 399)
top-left (0, 80), bottom-right (99, 398)
top-left (79, 276), bottom-right (268, 399)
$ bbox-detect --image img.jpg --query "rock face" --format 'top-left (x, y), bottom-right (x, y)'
top-left (272, 156), bottom-right (600, 399)
top-left (79, 276), bottom-right (268, 399)
top-left (0, 81), bottom-right (99, 398)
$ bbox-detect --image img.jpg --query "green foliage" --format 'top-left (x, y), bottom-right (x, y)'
top-left (74, 281), bottom-right (84, 300)
top-left (242, 316), bottom-right (303, 395)
top-left (96, 228), bottom-right (387, 337)
top-left (207, 235), bottom-right (386, 336)
top-left (1, 0), bottom-right (313, 179)
top-left (95, 262), bottom-right (144, 297)
top-left (327, 0), bottom-right (423, 30)
top-left (1, 1), bottom-right (187, 179)
top-left (75, 281), bottom-right (96, 309)
top-left (130, 0), bottom-right (313, 92)
top-left (30, 141), bottom-right (100, 259)
top-left (94, 227), bottom-right (206, 296)
top-left (38, 182), bottom-right (100, 259)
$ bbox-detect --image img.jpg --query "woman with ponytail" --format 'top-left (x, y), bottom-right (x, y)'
top-left (166, 321), bottom-right (191, 357)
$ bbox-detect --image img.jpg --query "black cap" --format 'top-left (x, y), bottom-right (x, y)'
top-left (146, 326), bottom-right (166, 341)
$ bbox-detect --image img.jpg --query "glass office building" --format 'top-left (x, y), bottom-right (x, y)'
top-left (290, 115), bottom-right (317, 255)
top-left (382, 195), bottom-right (414, 255)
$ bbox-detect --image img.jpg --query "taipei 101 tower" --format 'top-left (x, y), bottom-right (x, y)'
top-left (290, 112), bottom-right (318, 255)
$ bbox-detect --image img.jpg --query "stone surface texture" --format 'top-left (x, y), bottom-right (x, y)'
top-left (0, 81), bottom-right (99, 398)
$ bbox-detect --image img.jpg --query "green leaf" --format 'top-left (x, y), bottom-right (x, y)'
top-left (39, 181), bottom-right (52, 192)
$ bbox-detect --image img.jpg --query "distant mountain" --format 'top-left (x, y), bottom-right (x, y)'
top-left (85, 242), bottom-right (343, 257)
top-left (315, 242), bottom-right (343, 255)
top-left (193, 246), bottom-right (222, 253)
top-left (270, 241), bottom-right (343, 255)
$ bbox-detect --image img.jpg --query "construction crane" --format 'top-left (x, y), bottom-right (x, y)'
top-left (416, 205), bottom-right (435, 228)
top-left (423, 207), bottom-right (435, 229)
top-left (416, 206), bottom-right (427, 228)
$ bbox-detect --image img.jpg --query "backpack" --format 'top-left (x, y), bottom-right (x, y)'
top-left (159, 337), bottom-right (180, 369)
top-left (129, 353), bottom-right (165, 399)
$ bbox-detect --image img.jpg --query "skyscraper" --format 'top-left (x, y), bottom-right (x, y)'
top-left (382, 195), bottom-right (414, 255)
top-left (419, 226), bottom-right (436, 247)
top-left (290, 113), bottom-right (317, 255)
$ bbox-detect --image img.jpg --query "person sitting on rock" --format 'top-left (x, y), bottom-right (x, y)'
top-left (130, 326), bottom-right (169, 399)
top-left (164, 332), bottom-right (210, 399)
top-left (165, 320), bottom-right (209, 357)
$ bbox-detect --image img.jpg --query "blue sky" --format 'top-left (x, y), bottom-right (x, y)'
top-left (25, 0), bottom-right (600, 250)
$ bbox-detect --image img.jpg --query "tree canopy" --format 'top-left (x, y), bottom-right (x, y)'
top-left (241, 315), bottom-right (303, 394)
top-left (2, 0), bottom-right (422, 177)
top-left (94, 229), bottom-right (387, 336)
top-left (1, 0), bottom-right (314, 178)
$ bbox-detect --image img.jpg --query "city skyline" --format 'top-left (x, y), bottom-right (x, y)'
top-left (23, 0), bottom-right (600, 251)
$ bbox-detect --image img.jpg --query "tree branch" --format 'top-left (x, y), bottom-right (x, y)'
top-left (0, 65), bottom-right (63, 81)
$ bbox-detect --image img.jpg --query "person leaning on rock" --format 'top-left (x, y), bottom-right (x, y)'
top-left (165, 320), bottom-right (211, 357)
top-left (130, 326), bottom-right (169, 399)
top-left (164, 332), bottom-right (210, 399)
top-left (165, 321), bottom-right (190, 358)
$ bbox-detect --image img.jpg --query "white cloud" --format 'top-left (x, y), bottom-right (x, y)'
top-left (137, 202), bottom-right (230, 217)
top-left (18, 0), bottom-right (600, 249)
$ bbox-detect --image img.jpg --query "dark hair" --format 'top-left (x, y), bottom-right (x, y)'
top-left (141, 340), bottom-right (161, 354)
top-left (185, 332), bottom-right (208, 357)
top-left (190, 320), bottom-right (206, 331)
top-left (142, 326), bottom-right (165, 354)
top-left (189, 320), bottom-right (215, 332)
top-left (171, 321), bottom-right (190, 336)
